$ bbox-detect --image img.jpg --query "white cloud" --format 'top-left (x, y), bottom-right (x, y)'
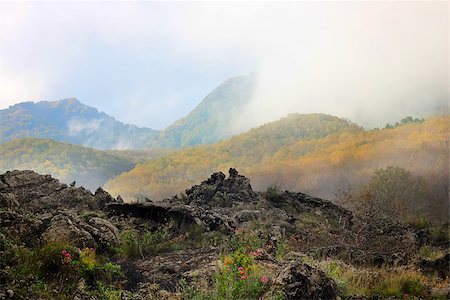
top-left (68, 118), bottom-right (103, 135)
top-left (0, 1), bottom-right (447, 128)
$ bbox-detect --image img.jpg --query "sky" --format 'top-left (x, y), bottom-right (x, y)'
top-left (0, 1), bottom-right (448, 129)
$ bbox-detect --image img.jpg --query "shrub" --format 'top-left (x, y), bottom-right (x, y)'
top-left (216, 248), bottom-right (268, 299)
top-left (179, 233), bottom-right (271, 300)
top-left (224, 231), bottom-right (264, 253)
top-left (4, 241), bottom-right (125, 298)
top-left (264, 184), bottom-right (281, 201)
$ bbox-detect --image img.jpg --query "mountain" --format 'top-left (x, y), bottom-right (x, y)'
top-left (104, 113), bottom-right (363, 200)
top-left (0, 98), bottom-right (159, 150)
top-left (0, 137), bottom-right (135, 190)
top-left (0, 74), bottom-right (255, 150)
top-left (104, 115), bottom-right (448, 221)
top-left (156, 74), bottom-right (255, 148)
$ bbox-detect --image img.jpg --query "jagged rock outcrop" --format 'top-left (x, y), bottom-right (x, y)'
top-left (105, 168), bottom-right (422, 266)
top-left (0, 170), bottom-right (122, 250)
top-left (0, 170), bottom-right (101, 213)
top-left (1, 169), bottom-right (443, 300)
top-left (275, 259), bottom-right (337, 300)
top-left (185, 168), bottom-right (259, 207)
top-left (266, 190), bottom-right (353, 228)
top-left (40, 210), bottom-right (120, 250)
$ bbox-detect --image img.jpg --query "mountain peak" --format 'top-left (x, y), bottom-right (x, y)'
top-left (0, 98), bottom-right (158, 150)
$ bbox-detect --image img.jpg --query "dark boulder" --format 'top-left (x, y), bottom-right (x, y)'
top-left (275, 260), bottom-right (337, 300)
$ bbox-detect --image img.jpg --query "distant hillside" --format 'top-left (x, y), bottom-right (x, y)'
top-left (0, 75), bottom-right (255, 150)
top-left (104, 113), bottom-right (363, 200)
top-left (105, 115), bottom-right (448, 213)
top-left (0, 98), bottom-right (159, 150)
top-left (0, 138), bottom-right (135, 190)
top-left (157, 74), bottom-right (255, 148)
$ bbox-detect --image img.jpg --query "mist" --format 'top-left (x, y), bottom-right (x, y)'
top-left (227, 1), bottom-right (448, 132)
top-left (0, 1), bottom-right (447, 130)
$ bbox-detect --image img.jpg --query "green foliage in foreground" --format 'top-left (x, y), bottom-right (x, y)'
top-left (3, 240), bottom-right (127, 299)
top-left (179, 232), bottom-right (272, 300)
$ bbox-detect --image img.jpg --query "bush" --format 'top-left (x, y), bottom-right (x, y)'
top-left (4, 241), bottom-right (125, 298)
top-left (179, 233), bottom-right (271, 300)
top-left (216, 248), bottom-right (269, 299)
top-left (264, 184), bottom-right (282, 201)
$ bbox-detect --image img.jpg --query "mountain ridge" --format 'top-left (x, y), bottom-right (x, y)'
top-left (0, 97), bottom-right (159, 150)
top-left (0, 74), bottom-right (255, 150)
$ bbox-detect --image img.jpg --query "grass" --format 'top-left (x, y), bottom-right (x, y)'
top-left (116, 228), bottom-right (185, 259)
top-left (371, 269), bottom-right (426, 298)
top-left (298, 253), bottom-right (450, 299)
top-left (417, 245), bottom-right (446, 261)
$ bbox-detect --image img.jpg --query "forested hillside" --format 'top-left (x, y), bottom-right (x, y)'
top-left (0, 98), bottom-right (159, 150)
top-left (105, 115), bottom-right (448, 220)
top-left (104, 113), bottom-right (362, 199)
top-left (0, 138), bottom-right (135, 190)
top-left (157, 74), bottom-right (255, 147)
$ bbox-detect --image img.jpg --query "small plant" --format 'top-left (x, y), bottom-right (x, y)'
top-left (216, 246), bottom-right (271, 299)
top-left (275, 241), bottom-right (289, 260)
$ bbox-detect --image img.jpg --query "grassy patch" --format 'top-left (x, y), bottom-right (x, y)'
top-left (417, 245), bottom-right (446, 261)
top-left (299, 254), bottom-right (450, 299)
top-left (116, 228), bottom-right (185, 259)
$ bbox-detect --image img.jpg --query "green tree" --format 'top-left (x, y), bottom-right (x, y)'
top-left (361, 166), bottom-right (425, 221)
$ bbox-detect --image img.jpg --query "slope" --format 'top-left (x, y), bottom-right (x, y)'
top-left (0, 138), bottom-right (136, 190)
top-left (105, 115), bottom-right (448, 215)
top-left (104, 113), bottom-right (363, 200)
top-left (156, 74), bottom-right (255, 148)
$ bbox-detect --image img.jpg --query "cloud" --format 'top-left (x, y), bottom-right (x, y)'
top-left (67, 118), bottom-right (103, 135)
top-left (0, 2), bottom-right (447, 129)
top-left (226, 2), bottom-right (448, 130)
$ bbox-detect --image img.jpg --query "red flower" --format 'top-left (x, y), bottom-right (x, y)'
top-left (403, 294), bottom-right (408, 299)
top-left (240, 275), bottom-right (246, 280)
top-left (261, 275), bottom-right (269, 283)
top-left (237, 267), bottom-right (244, 272)
top-left (62, 250), bottom-right (67, 255)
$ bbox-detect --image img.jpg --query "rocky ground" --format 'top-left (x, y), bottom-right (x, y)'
top-left (0, 169), bottom-right (448, 299)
